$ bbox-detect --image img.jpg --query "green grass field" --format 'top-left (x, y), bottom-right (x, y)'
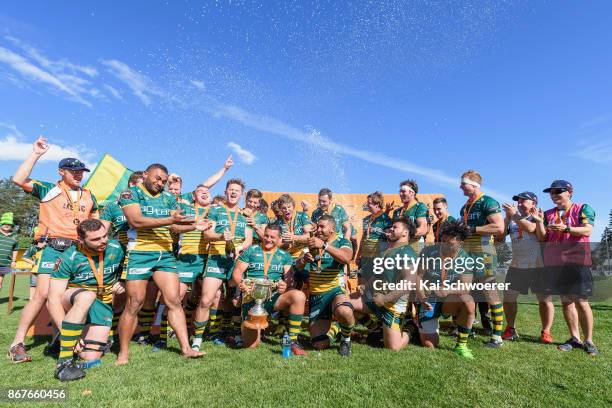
top-left (1, 276), bottom-right (610, 408)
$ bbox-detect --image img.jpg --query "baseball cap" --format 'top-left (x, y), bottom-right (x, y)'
top-left (512, 191), bottom-right (538, 203)
top-left (58, 158), bottom-right (90, 172)
top-left (543, 180), bottom-right (572, 193)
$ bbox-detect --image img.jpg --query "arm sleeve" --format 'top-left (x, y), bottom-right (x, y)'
top-left (236, 246), bottom-right (251, 263)
top-left (118, 189), bottom-right (140, 208)
top-left (579, 204), bottom-right (595, 226)
top-left (416, 203), bottom-right (429, 219)
top-left (484, 197), bottom-right (502, 217)
top-left (29, 180), bottom-right (55, 199)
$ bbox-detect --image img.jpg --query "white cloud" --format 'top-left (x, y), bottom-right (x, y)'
top-left (0, 123), bottom-right (96, 170)
top-left (190, 80), bottom-right (205, 90)
top-left (5, 36), bottom-right (98, 77)
top-left (0, 45), bottom-right (93, 107)
top-left (101, 59), bottom-right (162, 105)
top-left (573, 139), bottom-right (612, 165)
top-left (227, 142), bottom-right (256, 165)
top-left (214, 104), bottom-right (511, 201)
top-left (104, 84), bottom-right (122, 100)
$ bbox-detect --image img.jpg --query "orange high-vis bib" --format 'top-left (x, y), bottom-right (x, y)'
top-left (36, 185), bottom-right (96, 240)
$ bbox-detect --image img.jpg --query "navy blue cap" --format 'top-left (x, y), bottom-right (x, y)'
top-left (58, 158), bottom-right (90, 172)
top-left (512, 191), bottom-right (538, 203)
top-left (543, 180), bottom-right (572, 193)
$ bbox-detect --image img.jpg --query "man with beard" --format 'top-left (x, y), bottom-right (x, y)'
top-left (193, 179), bottom-right (253, 348)
top-left (296, 215), bottom-right (354, 356)
top-left (48, 219), bottom-right (124, 381)
top-left (351, 218), bottom-right (416, 351)
top-left (459, 170), bottom-right (505, 348)
top-left (8, 137), bottom-right (99, 363)
top-left (116, 163), bottom-right (203, 365)
top-left (231, 224), bottom-right (307, 354)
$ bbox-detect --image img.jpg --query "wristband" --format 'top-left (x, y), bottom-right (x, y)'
top-left (469, 226), bottom-right (477, 234)
top-left (564, 226), bottom-right (571, 233)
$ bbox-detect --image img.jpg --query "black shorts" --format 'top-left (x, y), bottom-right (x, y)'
top-left (537, 265), bottom-right (593, 297)
top-left (505, 267), bottom-right (540, 295)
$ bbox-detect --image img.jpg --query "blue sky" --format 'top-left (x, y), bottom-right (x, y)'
top-left (0, 1), bottom-right (610, 239)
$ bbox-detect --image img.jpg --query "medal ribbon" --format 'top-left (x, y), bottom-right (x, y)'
top-left (222, 203), bottom-right (240, 235)
top-left (262, 247), bottom-right (278, 279)
top-left (85, 251), bottom-right (104, 290)
top-left (462, 193), bottom-right (484, 226)
top-left (59, 181), bottom-right (83, 224)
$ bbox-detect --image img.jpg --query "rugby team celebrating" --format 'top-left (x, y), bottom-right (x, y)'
top-left (4, 137), bottom-right (599, 382)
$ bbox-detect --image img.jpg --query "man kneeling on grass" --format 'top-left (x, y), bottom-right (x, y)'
top-left (231, 224), bottom-right (308, 355)
top-left (416, 220), bottom-right (476, 359)
top-left (48, 219), bottom-right (123, 381)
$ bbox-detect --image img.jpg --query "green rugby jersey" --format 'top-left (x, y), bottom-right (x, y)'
top-left (274, 211), bottom-right (312, 258)
top-left (178, 202), bottom-right (210, 255)
top-left (208, 204), bottom-right (249, 255)
top-left (236, 245), bottom-right (293, 281)
top-left (419, 245), bottom-right (473, 286)
top-left (392, 201), bottom-right (429, 224)
top-left (312, 204), bottom-right (349, 235)
top-left (459, 194), bottom-right (501, 252)
top-left (307, 235), bottom-right (352, 294)
top-left (432, 215), bottom-right (456, 243)
top-left (52, 240), bottom-right (124, 304)
top-left (100, 201), bottom-right (129, 246)
top-left (376, 242), bottom-right (418, 312)
top-left (118, 185), bottom-right (177, 252)
top-left (361, 212), bottom-right (391, 257)
top-left (0, 231), bottom-right (18, 266)
top-left (249, 211), bottom-right (270, 244)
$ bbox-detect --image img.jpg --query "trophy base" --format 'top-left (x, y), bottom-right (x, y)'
top-left (242, 313), bottom-right (269, 330)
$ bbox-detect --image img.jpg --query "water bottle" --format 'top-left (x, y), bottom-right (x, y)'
top-left (281, 332), bottom-right (292, 359)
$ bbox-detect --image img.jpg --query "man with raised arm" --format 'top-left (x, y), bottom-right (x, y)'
top-left (8, 136), bottom-right (99, 363)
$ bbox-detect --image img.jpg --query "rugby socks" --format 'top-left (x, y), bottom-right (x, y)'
top-left (327, 322), bottom-right (340, 342)
top-left (138, 307), bottom-right (156, 338)
top-left (58, 321), bottom-right (84, 364)
top-left (192, 320), bottom-right (208, 349)
top-left (287, 314), bottom-right (303, 342)
top-left (159, 309), bottom-right (169, 343)
top-left (490, 303), bottom-right (504, 340)
top-left (338, 322), bottom-right (353, 342)
top-left (221, 310), bottom-right (232, 333)
top-left (456, 325), bottom-right (471, 348)
top-left (110, 310), bottom-right (122, 341)
top-left (208, 308), bottom-right (220, 336)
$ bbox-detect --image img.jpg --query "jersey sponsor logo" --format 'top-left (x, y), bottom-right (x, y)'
top-left (141, 205), bottom-right (172, 216)
top-left (247, 262), bottom-right (284, 272)
top-left (128, 267), bottom-right (151, 275)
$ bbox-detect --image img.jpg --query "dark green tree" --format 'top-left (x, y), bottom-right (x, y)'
top-left (0, 177), bottom-right (40, 237)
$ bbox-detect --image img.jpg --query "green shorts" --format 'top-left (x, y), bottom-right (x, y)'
top-left (241, 292), bottom-right (281, 320)
top-left (38, 245), bottom-right (74, 275)
top-left (177, 253), bottom-right (208, 284)
top-left (88, 299), bottom-right (113, 327)
top-left (309, 286), bottom-right (346, 322)
top-left (204, 255), bottom-right (235, 281)
top-left (365, 300), bottom-right (404, 332)
top-left (126, 250), bottom-right (177, 281)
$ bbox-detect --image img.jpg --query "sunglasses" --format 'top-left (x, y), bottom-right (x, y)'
top-left (550, 189), bottom-right (567, 194)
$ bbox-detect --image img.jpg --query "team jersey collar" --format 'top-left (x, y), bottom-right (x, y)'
top-left (138, 184), bottom-right (160, 198)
